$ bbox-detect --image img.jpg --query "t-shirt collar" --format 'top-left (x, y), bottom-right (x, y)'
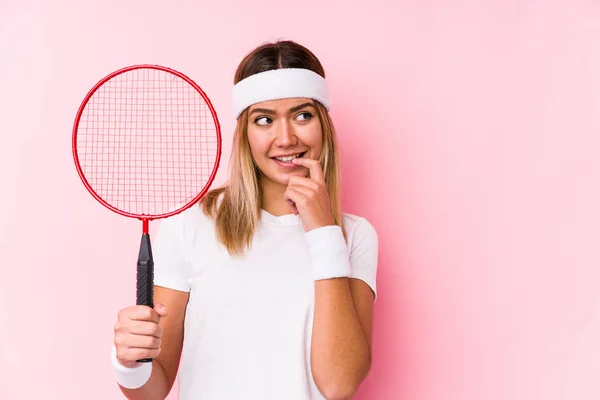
top-left (260, 209), bottom-right (301, 226)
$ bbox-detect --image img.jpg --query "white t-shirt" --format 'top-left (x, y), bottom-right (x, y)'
top-left (152, 203), bottom-right (378, 400)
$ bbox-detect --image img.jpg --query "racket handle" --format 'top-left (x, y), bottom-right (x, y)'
top-left (136, 233), bottom-right (154, 363)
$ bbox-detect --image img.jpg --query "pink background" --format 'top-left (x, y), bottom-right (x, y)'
top-left (1, 1), bottom-right (599, 399)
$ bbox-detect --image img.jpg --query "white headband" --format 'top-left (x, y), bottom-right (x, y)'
top-left (232, 68), bottom-right (331, 118)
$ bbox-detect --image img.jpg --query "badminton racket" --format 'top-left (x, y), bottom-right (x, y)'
top-left (72, 64), bottom-right (221, 362)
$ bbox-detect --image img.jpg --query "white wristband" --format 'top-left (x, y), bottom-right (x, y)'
top-left (110, 344), bottom-right (152, 389)
top-left (304, 225), bottom-right (352, 281)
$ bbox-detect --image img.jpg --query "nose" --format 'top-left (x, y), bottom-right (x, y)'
top-left (274, 119), bottom-right (297, 147)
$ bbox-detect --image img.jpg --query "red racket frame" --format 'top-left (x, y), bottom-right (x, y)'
top-left (72, 64), bottom-right (222, 233)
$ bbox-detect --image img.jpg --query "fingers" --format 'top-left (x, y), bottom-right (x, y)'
top-left (125, 305), bottom-right (164, 323)
top-left (113, 304), bottom-right (166, 365)
top-left (119, 346), bottom-right (162, 364)
top-left (284, 161), bottom-right (334, 231)
top-left (154, 303), bottom-right (168, 318)
top-left (291, 157), bottom-right (324, 182)
top-left (126, 321), bottom-right (163, 338)
top-left (288, 175), bottom-right (320, 191)
top-left (285, 198), bottom-right (299, 215)
top-left (283, 186), bottom-right (306, 208)
top-left (116, 331), bottom-right (162, 348)
top-left (284, 189), bottom-right (303, 215)
top-left (285, 183), bottom-right (313, 198)
top-left (285, 179), bottom-right (321, 209)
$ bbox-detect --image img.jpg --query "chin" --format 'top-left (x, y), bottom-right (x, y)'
top-left (263, 169), bottom-right (306, 186)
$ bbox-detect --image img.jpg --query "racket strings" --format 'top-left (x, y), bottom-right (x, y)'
top-left (76, 68), bottom-right (219, 216)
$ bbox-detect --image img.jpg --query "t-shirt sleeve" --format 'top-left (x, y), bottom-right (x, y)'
top-left (152, 213), bottom-right (191, 292)
top-left (349, 218), bottom-right (379, 301)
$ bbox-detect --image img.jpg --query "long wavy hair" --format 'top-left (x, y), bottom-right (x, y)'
top-left (201, 40), bottom-right (346, 256)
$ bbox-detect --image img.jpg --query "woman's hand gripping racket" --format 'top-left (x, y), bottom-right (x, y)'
top-left (72, 65), bottom-right (221, 363)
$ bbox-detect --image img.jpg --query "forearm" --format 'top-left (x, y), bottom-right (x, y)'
top-left (311, 278), bottom-right (371, 399)
top-left (118, 360), bottom-right (171, 400)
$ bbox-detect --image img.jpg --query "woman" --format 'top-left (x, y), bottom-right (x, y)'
top-left (111, 40), bottom-right (379, 400)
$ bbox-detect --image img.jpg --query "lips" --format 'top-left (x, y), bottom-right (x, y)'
top-left (270, 151), bottom-right (306, 162)
top-left (270, 151), bottom-right (306, 168)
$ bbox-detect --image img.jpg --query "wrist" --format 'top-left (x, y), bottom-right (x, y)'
top-left (304, 225), bottom-right (351, 281)
top-left (111, 344), bottom-right (152, 389)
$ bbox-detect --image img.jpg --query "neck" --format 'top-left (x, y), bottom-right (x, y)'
top-left (260, 176), bottom-right (293, 216)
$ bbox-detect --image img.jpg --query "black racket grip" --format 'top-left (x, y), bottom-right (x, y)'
top-left (136, 233), bottom-right (154, 363)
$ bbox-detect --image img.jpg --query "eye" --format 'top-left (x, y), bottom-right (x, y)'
top-left (255, 116), bottom-right (272, 126)
top-left (296, 112), bottom-right (313, 121)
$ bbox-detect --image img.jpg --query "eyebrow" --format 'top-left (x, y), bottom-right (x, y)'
top-left (249, 102), bottom-right (316, 116)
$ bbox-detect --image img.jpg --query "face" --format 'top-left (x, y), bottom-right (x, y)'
top-left (246, 98), bottom-right (323, 188)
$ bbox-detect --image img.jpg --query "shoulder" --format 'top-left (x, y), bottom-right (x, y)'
top-left (341, 212), bottom-right (378, 251)
top-left (156, 202), bottom-right (216, 240)
top-left (340, 212), bottom-right (379, 299)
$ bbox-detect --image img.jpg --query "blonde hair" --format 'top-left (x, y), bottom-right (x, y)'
top-left (202, 40), bottom-right (346, 256)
